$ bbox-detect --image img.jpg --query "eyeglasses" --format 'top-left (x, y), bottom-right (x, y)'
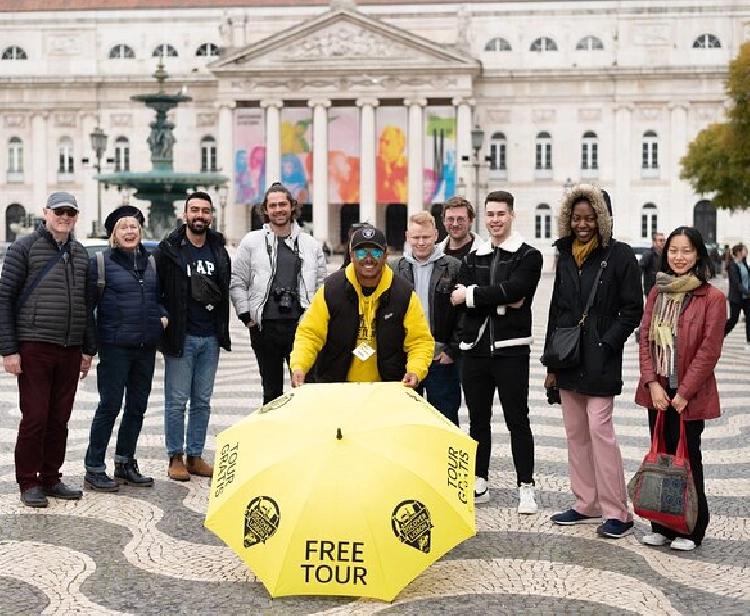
top-left (50, 207), bottom-right (78, 217)
top-left (444, 217), bottom-right (468, 225)
top-left (354, 247), bottom-right (384, 260)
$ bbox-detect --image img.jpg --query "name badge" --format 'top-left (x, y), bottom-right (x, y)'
top-left (353, 342), bottom-right (375, 361)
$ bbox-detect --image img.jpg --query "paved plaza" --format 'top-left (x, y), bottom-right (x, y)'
top-left (0, 271), bottom-right (748, 615)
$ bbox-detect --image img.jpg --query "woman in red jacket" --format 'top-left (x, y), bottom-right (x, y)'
top-left (635, 226), bottom-right (726, 551)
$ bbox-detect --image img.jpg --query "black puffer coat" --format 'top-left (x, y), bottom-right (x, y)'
top-left (544, 185), bottom-right (643, 396)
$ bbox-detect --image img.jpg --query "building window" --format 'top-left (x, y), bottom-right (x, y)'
top-left (535, 131), bottom-right (552, 178)
top-left (7, 137), bottom-right (23, 173)
top-left (489, 132), bottom-right (507, 178)
top-left (580, 131), bottom-right (599, 178)
top-left (535, 204), bottom-right (552, 239)
top-left (2, 46), bottom-right (27, 60)
top-left (530, 37), bottom-right (558, 52)
top-left (58, 137), bottom-right (74, 179)
top-left (200, 136), bottom-right (217, 172)
top-left (692, 34), bottom-right (721, 49)
top-left (642, 130), bottom-right (659, 178)
top-left (114, 136), bottom-right (130, 172)
top-left (109, 44), bottom-right (135, 59)
top-left (641, 203), bottom-right (658, 240)
top-left (576, 36), bottom-right (604, 51)
top-left (196, 42), bottom-right (220, 57)
top-left (484, 37), bottom-right (512, 52)
top-left (152, 44), bottom-right (178, 58)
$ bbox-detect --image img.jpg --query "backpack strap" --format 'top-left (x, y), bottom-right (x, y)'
top-left (96, 250), bottom-right (106, 299)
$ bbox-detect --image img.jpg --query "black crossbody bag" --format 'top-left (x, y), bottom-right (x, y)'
top-left (181, 243), bottom-right (222, 311)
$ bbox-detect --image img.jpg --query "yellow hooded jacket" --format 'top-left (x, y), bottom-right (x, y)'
top-left (290, 264), bottom-right (434, 383)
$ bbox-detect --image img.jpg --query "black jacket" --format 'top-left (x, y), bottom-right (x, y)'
top-left (390, 254), bottom-right (462, 358)
top-left (0, 224), bottom-right (96, 356)
top-left (640, 246), bottom-right (660, 296)
top-left (153, 226), bottom-right (231, 357)
top-left (457, 233), bottom-right (542, 357)
top-left (727, 260), bottom-right (748, 305)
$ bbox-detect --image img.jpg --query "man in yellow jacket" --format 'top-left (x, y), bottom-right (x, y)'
top-left (290, 227), bottom-right (433, 387)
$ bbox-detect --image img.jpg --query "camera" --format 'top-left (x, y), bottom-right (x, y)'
top-left (546, 385), bottom-right (561, 405)
top-left (272, 287), bottom-right (297, 312)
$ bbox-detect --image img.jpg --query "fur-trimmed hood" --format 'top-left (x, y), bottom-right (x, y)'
top-left (557, 184), bottom-right (612, 246)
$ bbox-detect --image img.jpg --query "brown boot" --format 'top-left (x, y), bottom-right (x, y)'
top-left (186, 455), bottom-right (213, 477)
top-left (168, 454), bottom-right (190, 482)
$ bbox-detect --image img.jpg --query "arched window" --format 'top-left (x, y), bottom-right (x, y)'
top-left (530, 37), bottom-right (558, 52)
top-left (152, 44), bottom-right (178, 58)
top-left (58, 137), bottom-right (74, 178)
top-left (7, 137), bottom-right (23, 175)
top-left (642, 130), bottom-right (658, 176)
top-left (535, 203), bottom-right (552, 239)
top-left (196, 42), bottom-right (220, 57)
top-left (692, 34), bottom-right (721, 49)
top-left (2, 46), bottom-right (27, 60)
top-left (535, 131), bottom-right (552, 171)
top-left (581, 131), bottom-right (598, 175)
top-left (576, 36), bottom-right (604, 51)
top-left (641, 203), bottom-right (658, 240)
top-left (114, 137), bottom-right (130, 172)
top-left (201, 136), bottom-right (217, 172)
top-left (484, 37), bottom-right (512, 52)
top-left (109, 44), bottom-right (135, 59)
top-left (489, 132), bottom-right (507, 173)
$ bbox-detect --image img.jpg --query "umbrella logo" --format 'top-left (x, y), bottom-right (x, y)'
top-left (257, 392), bottom-right (294, 415)
top-left (244, 496), bottom-right (281, 547)
top-left (391, 500), bottom-right (432, 554)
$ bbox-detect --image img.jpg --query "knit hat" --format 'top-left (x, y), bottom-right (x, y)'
top-left (104, 205), bottom-right (145, 238)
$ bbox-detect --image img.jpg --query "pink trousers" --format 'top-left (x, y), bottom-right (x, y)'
top-left (559, 390), bottom-right (631, 523)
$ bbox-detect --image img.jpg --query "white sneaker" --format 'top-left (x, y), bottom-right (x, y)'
top-left (517, 483), bottom-right (538, 514)
top-left (474, 477), bottom-right (490, 504)
top-left (670, 538), bottom-right (696, 551)
top-left (642, 532), bottom-right (668, 546)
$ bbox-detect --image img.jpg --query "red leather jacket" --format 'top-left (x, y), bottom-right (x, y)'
top-left (635, 282), bottom-right (726, 420)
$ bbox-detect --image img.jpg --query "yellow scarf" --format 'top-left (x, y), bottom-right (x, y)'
top-left (572, 236), bottom-right (599, 267)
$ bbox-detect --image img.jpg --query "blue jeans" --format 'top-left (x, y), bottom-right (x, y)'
top-left (85, 344), bottom-right (156, 473)
top-left (164, 334), bottom-right (219, 457)
top-left (418, 359), bottom-right (461, 426)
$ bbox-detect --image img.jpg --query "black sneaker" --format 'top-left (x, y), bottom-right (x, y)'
top-left (84, 471), bottom-right (119, 492)
top-left (43, 481), bottom-right (83, 500)
top-left (550, 508), bottom-right (601, 525)
top-left (597, 519), bottom-right (634, 539)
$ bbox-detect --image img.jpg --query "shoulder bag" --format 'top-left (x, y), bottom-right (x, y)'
top-left (181, 243), bottom-right (222, 310)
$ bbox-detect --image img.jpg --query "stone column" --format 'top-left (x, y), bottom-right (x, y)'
top-left (669, 103), bottom-right (689, 233)
top-left (406, 98), bottom-right (426, 218)
top-left (357, 98), bottom-right (378, 225)
top-left (261, 100), bottom-right (282, 187)
top-left (31, 112), bottom-right (49, 214)
top-left (217, 101), bottom-right (236, 236)
top-left (309, 98), bottom-right (331, 243)
top-left (613, 104), bottom-right (633, 235)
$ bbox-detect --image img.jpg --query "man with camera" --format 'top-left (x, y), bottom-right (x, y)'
top-left (154, 191), bottom-right (232, 482)
top-left (230, 182), bottom-right (327, 405)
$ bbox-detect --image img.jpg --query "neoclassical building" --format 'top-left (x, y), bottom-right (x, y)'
top-left (1, 0), bottom-right (749, 265)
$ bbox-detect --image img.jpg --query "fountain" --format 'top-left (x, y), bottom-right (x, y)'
top-left (97, 63), bottom-right (228, 238)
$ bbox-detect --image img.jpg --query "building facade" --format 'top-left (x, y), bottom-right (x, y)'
top-left (1, 0), bottom-right (749, 265)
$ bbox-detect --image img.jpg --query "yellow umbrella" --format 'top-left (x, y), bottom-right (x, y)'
top-left (205, 382), bottom-right (476, 601)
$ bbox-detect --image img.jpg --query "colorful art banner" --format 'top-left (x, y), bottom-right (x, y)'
top-left (234, 109), bottom-right (266, 206)
top-left (376, 107), bottom-right (408, 205)
top-left (328, 107), bottom-right (360, 204)
top-left (281, 107), bottom-right (313, 204)
top-left (423, 107), bottom-right (457, 206)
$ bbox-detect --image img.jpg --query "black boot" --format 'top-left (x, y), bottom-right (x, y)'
top-left (84, 471), bottom-right (119, 492)
top-left (114, 460), bottom-right (154, 487)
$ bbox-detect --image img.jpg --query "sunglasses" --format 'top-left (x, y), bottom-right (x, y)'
top-left (50, 207), bottom-right (78, 217)
top-left (354, 247), bottom-right (384, 260)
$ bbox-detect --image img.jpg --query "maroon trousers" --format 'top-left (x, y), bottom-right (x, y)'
top-left (15, 341), bottom-right (82, 491)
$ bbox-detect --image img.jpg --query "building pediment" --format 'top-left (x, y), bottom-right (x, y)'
top-left (212, 8), bottom-right (480, 75)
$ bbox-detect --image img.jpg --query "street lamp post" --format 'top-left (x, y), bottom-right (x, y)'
top-left (218, 185), bottom-right (228, 235)
top-left (470, 125), bottom-right (485, 234)
top-left (89, 126), bottom-right (108, 237)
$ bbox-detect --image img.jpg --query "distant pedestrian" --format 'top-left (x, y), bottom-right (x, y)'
top-left (724, 243), bottom-right (750, 349)
top-left (0, 191), bottom-right (96, 508)
top-left (640, 232), bottom-right (665, 296)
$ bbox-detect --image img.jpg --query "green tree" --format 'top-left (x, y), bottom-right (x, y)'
top-left (680, 41), bottom-right (750, 211)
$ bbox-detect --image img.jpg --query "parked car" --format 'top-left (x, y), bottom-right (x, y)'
top-left (629, 244), bottom-right (650, 265)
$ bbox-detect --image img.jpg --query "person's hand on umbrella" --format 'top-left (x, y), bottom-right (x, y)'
top-left (402, 372), bottom-right (419, 389)
top-left (291, 368), bottom-right (306, 388)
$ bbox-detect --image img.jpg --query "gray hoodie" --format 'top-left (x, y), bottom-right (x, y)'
top-left (403, 246), bottom-right (445, 355)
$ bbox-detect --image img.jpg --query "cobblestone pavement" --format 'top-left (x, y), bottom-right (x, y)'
top-left (0, 272), bottom-right (748, 615)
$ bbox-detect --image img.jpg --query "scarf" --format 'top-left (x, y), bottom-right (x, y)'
top-left (649, 272), bottom-right (702, 383)
top-left (571, 236), bottom-right (598, 267)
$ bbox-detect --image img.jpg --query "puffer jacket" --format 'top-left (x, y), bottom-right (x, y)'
top-left (90, 246), bottom-right (166, 347)
top-left (544, 184), bottom-right (643, 396)
top-left (0, 223), bottom-right (95, 356)
top-left (153, 225), bottom-right (231, 357)
top-left (229, 222), bottom-right (327, 328)
top-left (635, 282), bottom-right (725, 420)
